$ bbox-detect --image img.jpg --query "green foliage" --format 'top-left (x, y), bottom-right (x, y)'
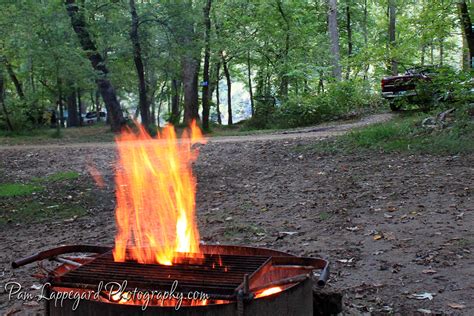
top-left (0, 183), bottom-right (42, 197)
top-left (246, 80), bottom-right (383, 129)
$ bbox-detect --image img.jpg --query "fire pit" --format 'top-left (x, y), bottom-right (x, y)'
top-left (12, 244), bottom-right (329, 315)
top-left (11, 122), bottom-right (331, 315)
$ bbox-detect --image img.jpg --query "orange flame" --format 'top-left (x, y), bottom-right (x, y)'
top-left (254, 286), bottom-right (283, 298)
top-left (113, 121), bottom-right (206, 265)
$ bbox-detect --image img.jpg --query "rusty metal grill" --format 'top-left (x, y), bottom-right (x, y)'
top-left (51, 251), bottom-right (270, 297)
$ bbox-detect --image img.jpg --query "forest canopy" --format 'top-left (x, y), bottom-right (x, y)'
top-left (0, 0), bottom-right (472, 132)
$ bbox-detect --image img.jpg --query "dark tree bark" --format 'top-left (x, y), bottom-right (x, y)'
top-left (421, 45), bottom-right (426, 66)
top-left (458, 0), bottom-right (474, 69)
top-left (215, 63), bottom-right (222, 125)
top-left (362, 0), bottom-right (369, 80)
top-left (95, 89), bottom-right (101, 122)
top-left (328, 0), bottom-right (342, 81)
top-left (247, 51), bottom-right (254, 117)
top-left (57, 78), bottom-right (65, 127)
top-left (4, 60), bottom-right (25, 99)
top-left (77, 88), bottom-right (83, 126)
top-left (388, 0), bottom-right (398, 75)
top-left (170, 79), bottom-right (181, 124)
top-left (201, 0), bottom-right (212, 131)
top-left (67, 88), bottom-right (79, 127)
top-left (221, 54), bottom-right (232, 125)
top-left (156, 81), bottom-right (166, 127)
top-left (182, 56), bottom-right (200, 125)
top-left (276, 0), bottom-right (290, 97)
top-left (0, 66), bottom-right (13, 131)
top-left (346, 2), bottom-right (353, 80)
top-left (129, 0), bottom-right (150, 127)
top-left (65, 0), bottom-right (124, 132)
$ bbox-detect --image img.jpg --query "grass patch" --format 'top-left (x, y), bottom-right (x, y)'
top-left (0, 183), bottom-right (42, 197)
top-left (301, 112), bottom-right (474, 155)
top-left (45, 171), bottom-right (80, 182)
top-left (0, 200), bottom-right (87, 225)
top-left (32, 171), bottom-right (80, 183)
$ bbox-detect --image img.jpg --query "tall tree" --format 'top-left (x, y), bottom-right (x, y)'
top-left (345, 1), bottom-right (353, 79)
top-left (458, 0), bottom-right (474, 69)
top-left (170, 79), bottom-right (181, 124)
top-left (129, 0), bottom-right (150, 127)
top-left (64, 0), bottom-right (124, 132)
top-left (328, 0), bottom-right (342, 81)
top-left (388, 0), bottom-right (398, 75)
top-left (66, 87), bottom-right (79, 127)
top-left (0, 65), bottom-right (13, 131)
top-left (201, 0), bottom-right (212, 131)
top-left (221, 53), bottom-right (232, 125)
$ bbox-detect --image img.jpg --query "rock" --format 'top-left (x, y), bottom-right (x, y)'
top-left (422, 117), bottom-right (437, 128)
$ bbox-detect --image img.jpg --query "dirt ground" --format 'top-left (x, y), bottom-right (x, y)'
top-left (0, 114), bottom-right (472, 315)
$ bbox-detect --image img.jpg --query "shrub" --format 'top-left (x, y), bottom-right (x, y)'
top-left (245, 79), bottom-right (383, 129)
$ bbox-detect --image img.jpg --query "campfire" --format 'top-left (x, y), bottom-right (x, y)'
top-left (12, 122), bottom-right (329, 315)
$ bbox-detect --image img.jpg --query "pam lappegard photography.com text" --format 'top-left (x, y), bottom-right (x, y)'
top-left (4, 280), bottom-right (210, 310)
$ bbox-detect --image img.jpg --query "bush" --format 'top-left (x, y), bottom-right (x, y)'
top-left (414, 67), bottom-right (473, 111)
top-left (245, 79), bottom-right (383, 129)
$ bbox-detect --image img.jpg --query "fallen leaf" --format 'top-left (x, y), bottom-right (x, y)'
top-left (447, 303), bottom-right (466, 309)
top-left (373, 234), bottom-right (383, 240)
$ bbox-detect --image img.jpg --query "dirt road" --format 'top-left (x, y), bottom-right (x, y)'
top-left (1, 113), bottom-right (473, 315)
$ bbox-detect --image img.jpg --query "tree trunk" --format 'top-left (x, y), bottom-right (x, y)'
top-left (462, 35), bottom-right (470, 71)
top-left (362, 0), bottom-right (369, 80)
top-left (57, 78), bottom-right (65, 127)
top-left (328, 0), bottom-right (342, 81)
top-left (65, 0), bottom-right (124, 132)
top-left (222, 55), bottom-right (232, 125)
top-left (182, 56), bottom-right (200, 125)
top-left (458, 0), bottom-right (474, 69)
top-left (95, 89), bottom-right (101, 122)
top-left (421, 45), bottom-right (426, 66)
top-left (0, 66), bottom-right (13, 131)
top-left (170, 79), bottom-right (180, 124)
top-left (77, 88), bottom-right (83, 126)
top-left (129, 0), bottom-right (150, 127)
top-left (276, 0), bottom-right (290, 97)
top-left (247, 51), bottom-right (254, 117)
top-left (388, 0), bottom-right (398, 75)
top-left (67, 88), bottom-right (79, 127)
top-left (156, 81), bottom-right (166, 127)
top-left (201, 0), bottom-right (212, 131)
top-left (346, 2), bottom-right (352, 80)
top-left (439, 38), bottom-right (444, 66)
top-left (4, 60), bottom-right (25, 99)
top-left (215, 63), bottom-right (222, 125)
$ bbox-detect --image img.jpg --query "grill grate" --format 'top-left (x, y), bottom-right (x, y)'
top-left (52, 251), bottom-right (270, 297)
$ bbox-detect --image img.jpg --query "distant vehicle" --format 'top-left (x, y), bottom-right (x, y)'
top-left (381, 66), bottom-right (435, 111)
top-left (84, 111), bottom-right (106, 124)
